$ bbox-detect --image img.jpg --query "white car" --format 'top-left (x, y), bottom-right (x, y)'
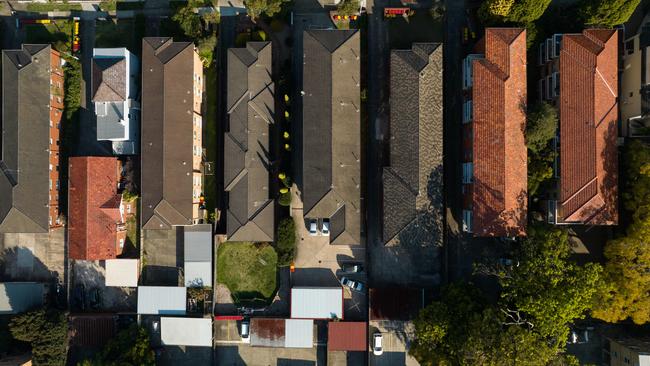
top-left (241, 320), bottom-right (250, 343)
top-left (308, 220), bottom-right (318, 236)
top-left (321, 219), bottom-right (330, 236)
top-left (373, 333), bottom-right (383, 356)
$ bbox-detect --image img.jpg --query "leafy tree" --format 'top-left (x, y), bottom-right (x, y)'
top-left (172, 3), bottom-right (202, 39)
top-left (244, 0), bottom-right (287, 18)
top-left (506, 0), bottom-right (552, 23)
top-left (578, 0), bottom-right (640, 27)
top-left (10, 309), bottom-right (68, 366)
top-left (592, 140), bottom-right (650, 324)
top-left (337, 0), bottom-right (359, 16)
top-left (478, 0), bottom-right (515, 23)
top-left (275, 218), bottom-right (296, 266)
top-left (526, 102), bottom-right (557, 154)
top-left (499, 224), bottom-right (603, 341)
top-left (198, 32), bottom-right (218, 66)
top-left (63, 58), bottom-right (82, 122)
top-left (80, 324), bottom-right (155, 366)
top-left (528, 153), bottom-right (554, 197)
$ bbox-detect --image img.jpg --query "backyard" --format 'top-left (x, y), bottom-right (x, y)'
top-left (388, 10), bottom-right (444, 49)
top-left (217, 242), bottom-right (278, 306)
top-left (24, 20), bottom-right (74, 53)
top-left (95, 17), bottom-right (145, 54)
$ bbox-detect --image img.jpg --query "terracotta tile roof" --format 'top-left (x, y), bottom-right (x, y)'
top-left (558, 29), bottom-right (618, 225)
top-left (471, 28), bottom-right (527, 236)
top-left (68, 157), bottom-right (123, 260)
top-left (327, 322), bottom-right (367, 351)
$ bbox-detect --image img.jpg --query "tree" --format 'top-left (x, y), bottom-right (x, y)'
top-left (172, 3), bottom-right (202, 39)
top-left (10, 309), bottom-right (68, 366)
top-left (244, 0), bottom-right (287, 19)
top-left (528, 153), bottom-right (554, 197)
top-left (505, 0), bottom-right (552, 23)
top-left (478, 0), bottom-right (515, 24)
top-left (499, 224), bottom-right (603, 341)
top-left (592, 140), bottom-right (650, 324)
top-left (80, 324), bottom-right (155, 366)
top-left (275, 217), bottom-right (296, 266)
top-left (578, 0), bottom-right (640, 27)
top-left (337, 0), bottom-right (359, 17)
top-left (526, 102), bottom-right (557, 155)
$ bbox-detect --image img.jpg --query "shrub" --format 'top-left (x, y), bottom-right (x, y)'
top-left (10, 309), bottom-right (68, 366)
top-left (279, 191), bottom-right (292, 206)
top-left (276, 218), bottom-right (296, 265)
top-left (578, 0), bottom-right (640, 27)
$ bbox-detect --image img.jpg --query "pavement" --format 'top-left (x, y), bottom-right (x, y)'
top-left (71, 260), bottom-right (136, 311)
top-left (141, 228), bottom-right (183, 286)
top-left (0, 229), bottom-right (66, 282)
top-left (368, 320), bottom-right (419, 366)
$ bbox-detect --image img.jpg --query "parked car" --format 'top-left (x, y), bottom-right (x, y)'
top-left (241, 320), bottom-right (250, 343)
top-left (321, 219), bottom-right (330, 236)
top-left (373, 333), bottom-right (383, 356)
top-left (342, 262), bottom-right (364, 274)
top-left (308, 219), bottom-right (318, 236)
top-left (340, 277), bottom-right (364, 292)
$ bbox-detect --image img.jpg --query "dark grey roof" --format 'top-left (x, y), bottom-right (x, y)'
top-left (382, 43), bottom-right (444, 245)
top-left (225, 42), bottom-right (275, 242)
top-left (0, 45), bottom-right (54, 233)
top-left (302, 30), bottom-right (361, 245)
top-left (91, 57), bottom-right (127, 102)
top-left (141, 37), bottom-right (197, 229)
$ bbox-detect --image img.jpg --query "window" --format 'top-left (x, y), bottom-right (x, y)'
top-left (119, 239), bottom-right (124, 248)
top-left (546, 38), bottom-right (553, 62)
top-left (552, 72), bottom-right (560, 97)
top-left (538, 43), bottom-right (545, 65)
top-left (547, 200), bottom-right (557, 224)
top-left (463, 100), bottom-right (473, 123)
top-left (49, 164), bottom-right (52, 171)
top-left (546, 76), bottom-right (553, 100)
top-left (462, 163), bottom-right (473, 184)
top-left (49, 179), bottom-right (52, 189)
top-left (462, 210), bottom-right (473, 233)
top-left (552, 34), bottom-right (562, 58)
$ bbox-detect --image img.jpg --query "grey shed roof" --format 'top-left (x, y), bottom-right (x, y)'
top-left (0, 282), bottom-right (45, 314)
top-left (302, 30), bottom-right (361, 246)
top-left (0, 45), bottom-right (53, 233)
top-left (91, 57), bottom-right (127, 102)
top-left (137, 286), bottom-right (187, 315)
top-left (184, 224), bottom-right (212, 287)
top-left (224, 42), bottom-right (275, 242)
top-left (383, 44), bottom-right (444, 247)
top-left (141, 37), bottom-right (197, 229)
top-left (96, 101), bottom-right (126, 140)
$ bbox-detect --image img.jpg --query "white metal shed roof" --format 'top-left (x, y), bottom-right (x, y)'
top-left (184, 261), bottom-right (212, 287)
top-left (161, 317), bottom-right (212, 347)
top-left (285, 319), bottom-right (313, 348)
top-left (105, 259), bottom-right (139, 287)
top-left (184, 225), bottom-right (212, 261)
top-left (290, 287), bottom-right (343, 319)
top-left (137, 286), bottom-right (186, 315)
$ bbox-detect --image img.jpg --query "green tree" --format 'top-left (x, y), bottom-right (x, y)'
top-left (499, 224), bottom-right (603, 341)
top-left (172, 3), bottom-right (202, 39)
top-left (506, 0), bottom-right (552, 23)
top-left (10, 309), bottom-right (68, 366)
top-left (244, 0), bottom-right (287, 18)
top-left (80, 324), bottom-right (155, 366)
top-left (478, 0), bottom-right (515, 23)
top-left (526, 102), bottom-right (557, 155)
top-left (528, 153), bottom-right (554, 197)
top-left (578, 0), bottom-right (640, 27)
top-left (592, 140), bottom-right (650, 324)
top-left (337, 0), bottom-right (359, 16)
top-left (275, 217), bottom-right (296, 266)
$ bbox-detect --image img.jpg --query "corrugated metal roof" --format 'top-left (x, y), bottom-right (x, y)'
top-left (105, 259), bottom-right (139, 287)
top-left (161, 317), bottom-right (212, 347)
top-left (0, 282), bottom-right (44, 314)
top-left (69, 314), bottom-right (117, 347)
top-left (290, 287), bottom-right (343, 319)
top-left (328, 321), bottom-right (367, 351)
top-left (184, 262), bottom-right (212, 287)
top-left (137, 286), bottom-right (186, 315)
top-left (251, 318), bottom-right (285, 347)
top-left (285, 319), bottom-right (313, 348)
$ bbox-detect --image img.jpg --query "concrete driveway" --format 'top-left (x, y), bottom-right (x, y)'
top-left (0, 229), bottom-right (66, 282)
top-left (369, 320), bottom-right (419, 366)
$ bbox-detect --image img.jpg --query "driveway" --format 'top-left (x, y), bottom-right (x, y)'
top-left (0, 229), bottom-right (66, 282)
top-left (141, 228), bottom-right (183, 286)
top-left (369, 320), bottom-right (419, 366)
top-left (71, 260), bottom-right (136, 311)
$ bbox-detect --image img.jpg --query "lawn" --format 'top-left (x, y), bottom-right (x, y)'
top-left (26, 2), bottom-right (81, 11)
top-left (217, 242), bottom-right (278, 306)
top-left (387, 10), bottom-right (443, 49)
top-left (95, 17), bottom-right (145, 54)
top-left (25, 20), bottom-right (73, 53)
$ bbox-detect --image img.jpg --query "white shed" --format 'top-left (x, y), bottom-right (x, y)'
top-left (137, 286), bottom-right (186, 315)
top-left (290, 287), bottom-right (343, 319)
top-left (161, 317), bottom-right (212, 347)
top-left (105, 259), bottom-right (139, 287)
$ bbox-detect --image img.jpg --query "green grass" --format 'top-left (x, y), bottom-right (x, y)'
top-left (203, 65), bottom-right (217, 217)
top-left (387, 10), bottom-right (443, 49)
top-left (25, 20), bottom-right (73, 53)
top-left (95, 17), bottom-right (144, 53)
top-left (217, 242), bottom-right (278, 306)
top-left (26, 2), bottom-right (82, 11)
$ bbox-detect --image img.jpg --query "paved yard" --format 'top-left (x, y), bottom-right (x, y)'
top-left (72, 260), bottom-right (136, 311)
top-left (141, 315), bottom-right (213, 365)
top-left (141, 228), bottom-right (183, 286)
top-left (215, 344), bottom-right (322, 366)
top-left (369, 320), bottom-right (419, 366)
top-left (0, 229), bottom-right (65, 282)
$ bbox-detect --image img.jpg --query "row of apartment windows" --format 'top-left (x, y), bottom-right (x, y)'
top-left (193, 115), bottom-right (202, 128)
top-left (538, 72), bottom-right (560, 101)
top-left (193, 145), bottom-right (202, 157)
top-left (538, 34), bottom-right (562, 65)
top-left (49, 179), bottom-right (60, 190)
top-left (462, 210), bottom-right (473, 233)
top-left (462, 162), bottom-right (473, 184)
top-left (463, 100), bottom-right (473, 123)
top-left (48, 216), bottom-right (62, 226)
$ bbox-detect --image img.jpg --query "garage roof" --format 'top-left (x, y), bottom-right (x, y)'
top-left (328, 321), bottom-right (367, 351)
top-left (105, 259), bottom-right (139, 287)
top-left (137, 286), bottom-right (186, 315)
top-left (161, 317), bottom-right (212, 347)
top-left (290, 287), bottom-right (343, 319)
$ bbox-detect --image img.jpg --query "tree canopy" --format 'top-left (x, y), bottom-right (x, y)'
top-left (578, 0), bottom-right (640, 27)
top-left (244, 0), bottom-right (287, 19)
top-left (10, 309), bottom-right (68, 366)
top-left (79, 324), bottom-right (155, 366)
top-left (172, 4), bottom-right (202, 39)
top-left (526, 102), bottom-right (557, 155)
top-left (275, 217), bottom-right (297, 266)
top-left (336, 0), bottom-right (359, 16)
top-left (592, 140), bottom-right (650, 324)
top-left (479, 0), bottom-right (551, 25)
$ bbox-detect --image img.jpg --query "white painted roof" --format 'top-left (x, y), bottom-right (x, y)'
top-left (184, 261), bottom-right (212, 287)
top-left (290, 287), bottom-right (343, 319)
top-left (161, 317), bottom-right (212, 347)
top-left (105, 259), bottom-right (139, 287)
top-left (137, 286), bottom-right (186, 315)
top-left (285, 319), bottom-right (313, 348)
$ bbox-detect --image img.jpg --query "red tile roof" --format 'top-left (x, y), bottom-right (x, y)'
top-left (558, 29), bottom-right (618, 225)
top-left (471, 28), bottom-right (528, 236)
top-left (327, 322), bottom-right (367, 351)
top-left (68, 157), bottom-right (124, 260)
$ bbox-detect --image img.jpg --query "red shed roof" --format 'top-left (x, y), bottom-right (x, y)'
top-left (471, 28), bottom-right (528, 236)
top-left (68, 157), bottom-right (123, 260)
top-left (558, 29), bottom-right (618, 225)
top-left (328, 322), bottom-right (367, 351)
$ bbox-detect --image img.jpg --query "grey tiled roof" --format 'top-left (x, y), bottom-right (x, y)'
top-left (91, 57), bottom-right (127, 102)
top-left (225, 42), bottom-right (275, 242)
top-left (141, 37), bottom-right (197, 229)
top-left (0, 45), bottom-right (54, 233)
top-left (382, 43), bottom-right (444, 246)
top-left (302, 30), bottom-right (361, 245)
